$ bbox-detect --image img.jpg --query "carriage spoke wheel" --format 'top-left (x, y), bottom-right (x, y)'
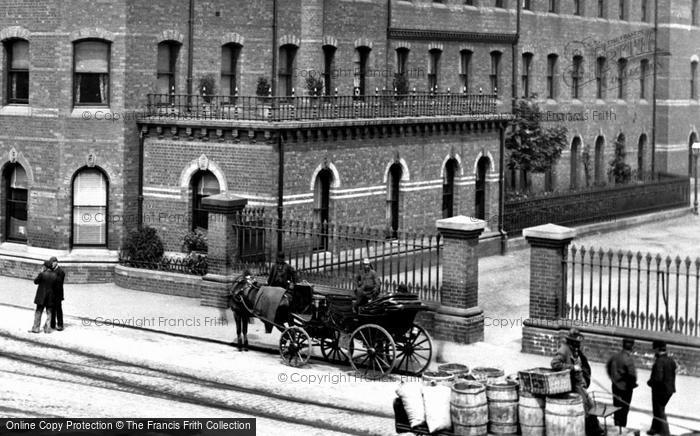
top-left (348, 324), bottom-right (396, 380)
top-left (320, 331), bottom-right (349, 364)
top-left (394, 324), bottom-right (433, 375)
top-left (279, 326), bottom-right (311, 368)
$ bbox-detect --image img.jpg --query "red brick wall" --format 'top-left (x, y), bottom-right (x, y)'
top-left (114, 265), bottom-right (200, 298)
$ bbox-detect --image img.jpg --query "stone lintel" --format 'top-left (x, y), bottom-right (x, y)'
top-left (201, 193), bottom-right (248, 214)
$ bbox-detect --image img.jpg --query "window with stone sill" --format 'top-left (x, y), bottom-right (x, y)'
top-left (74, 40), bottom-right (110, 106)
top-left (4, 39), bottom-right (29, 105)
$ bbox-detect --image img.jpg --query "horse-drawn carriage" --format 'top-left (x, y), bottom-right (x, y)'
top-left (230, 274), bottom-right (434, 379)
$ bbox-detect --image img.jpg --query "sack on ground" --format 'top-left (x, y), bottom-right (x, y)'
top-left (395, 382), bottom-right (425, 428)
top-left (422, 383), bottom-right (452, 433)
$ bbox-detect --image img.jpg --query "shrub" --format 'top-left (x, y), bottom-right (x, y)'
top-left (123, 227), bottom-right (164, 261)
top-left (183, 229), bottom-right (208, 253)
top-left (256, 77), bottom-right (271, 97)
top-left (198, 74), bottom-right (217, 102)
top-left (305, 75), bottom-right (324, 96)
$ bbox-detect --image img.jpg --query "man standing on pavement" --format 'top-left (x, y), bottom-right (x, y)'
top-left (647, 340), bottom-right (676, 436)
top-left (267, 252), bottom-right (297, 290)
top-left (551, 328), bottom-right (604, 436)
top-left (49, 256), bottom-right (65, 331)
top-left (29, 260), bottom-right (58, 334)
top-left (606, 338), bottom-right (638, 428)
top-left (353, 258), bottom-right (380, 311)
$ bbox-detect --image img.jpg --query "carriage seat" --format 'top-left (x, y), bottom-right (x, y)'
top-left (289, 282), bottom-right (314, 314)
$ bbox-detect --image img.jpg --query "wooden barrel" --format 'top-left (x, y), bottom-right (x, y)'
top-left (472, 367), bottom-right (505, 384)
top-left (422, 370), bottom-right (455, 387)
top-left (519, 391), bottom-right (546, 436)
top-left (450, 382), bottom-right (488, 436)
top-left (545, 393), bottom-right (585, 436)
top-left (438, 363), bottom-right (470, 378)
top-left (486, 380), bottom-right (519, 435)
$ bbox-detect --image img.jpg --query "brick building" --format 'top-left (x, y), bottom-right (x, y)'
top-left (0, 0), bottom-right (696, 279)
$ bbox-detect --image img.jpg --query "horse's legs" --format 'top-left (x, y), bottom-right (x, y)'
top-left (234, 314), bottom-right (243, 351)
top-left (242, 316), bottom-right (249, 351)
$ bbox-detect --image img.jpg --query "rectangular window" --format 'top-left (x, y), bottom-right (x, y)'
top-left (549, 0), bottom-right (557, 13)
top-left (490, 51), bottom-right (501, 94)
top-left (156, 42), bottom-right (178, 96)
top-left (572, 56), bottom-right (583, 99)
top-left (354, 47), bottom-right (370, 97)
top-left (692, 62), bottom-right (698, 99)
top-left (323, 45), bottom-right (336, 95)
top-left (523, 0), bottom-right (531, 10)
top-left (279, 45), bottom-right (297, 97)
top-left (642, 0), bottom-right (648, 22)
top-left (5, 40), bottom-right (29, 104)
top-left (694, 0), bottom-right (699, 25)
top-left (73, 170), bottom-right (107, 246)
top-left (619, 0), bottom-right (625, 19)
top-left (74, 40), bottom-right (110, 106)
top-left (221, 44), bottom-right (241, 98)
top-left (640, 59), bottom-right (648, 99)
top-left (522, 53), bottom-right (532, 97)
top-left (547, 54), bottom-right (557, 99)
top-left (596, 57), bottom-right (606, 99)
top-left (574, 0), bottom-right (582, 15)
top-left (495, 0), bottom-right (504, 7)
top-left (460, 50), bottom-right (472, 93)
top-left (598, 0), bottom-right (605, 17)
top-left (429, 49), bottom-right (441, 91)
top-left (617, 59), bottom-right (627, 99)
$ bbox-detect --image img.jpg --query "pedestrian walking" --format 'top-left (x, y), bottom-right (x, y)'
top-left (551, 328), bottom-right (604, 436)
top-left (29, 260), bottom-right (59, 334)
top-left (606, 338), bottom-right (638, 427)
top-left (49, 256), bottom-right (65, 331)
top-left (647, 340), bottom-right (677, 436)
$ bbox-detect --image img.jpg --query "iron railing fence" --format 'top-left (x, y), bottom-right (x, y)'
top-left (143, 92), bottom-right (498, 121)
top-left (118, 251), bottom-right (208, 276)
top-left (231, 210), bottom-right (442, 302)
top-left (564, 244), bottom-right (700, 337)
top-left (504, 173), bottom-right (690, 236)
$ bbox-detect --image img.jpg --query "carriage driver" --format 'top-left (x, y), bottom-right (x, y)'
top-left (354, 258), bottom-right (380, 311)
top-left (267, 251), bottom-right (297, 290)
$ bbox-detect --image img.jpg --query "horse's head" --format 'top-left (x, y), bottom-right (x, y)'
top-left (229, 273), bottom-right (256, 306)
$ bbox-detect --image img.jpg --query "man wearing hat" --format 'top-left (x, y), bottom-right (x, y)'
top-left (49, 257), bottom-right (65, 331)
top-left (647, 340), bottom-right (676, 436)
top-left (354, 258), bottom-right (380, 311)
top-left (551, 328), bottom-right (603, 436)
top-left (29, 260), bottom-right (58, 333)
top-left (267, 251), bottom-right (297, 290)
top-left (606, 338), bottom-right (638, 427)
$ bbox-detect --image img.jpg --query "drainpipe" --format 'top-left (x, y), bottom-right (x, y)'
top-left (651, 0), bottom-right (658, 174)
top-left (386, 0), bottom-right (392, 90)
top-left (498, 124), bottom-right (507, 254)
top-left (277, 133), bottom-right (284, 251)
top-left (186, 0), bottom-right (195, 97)
top-left (137, 128), bottom-right (145, 230)
top-left (512, 0), bottom-right (521, 111)
top-left (271, 0), bottom-right (278, 96)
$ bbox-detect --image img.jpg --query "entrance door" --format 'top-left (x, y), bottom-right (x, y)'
top-left (475, 157), bottom-right (489, 221)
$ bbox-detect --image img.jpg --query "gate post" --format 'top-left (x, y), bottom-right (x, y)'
top-left (433, 216), bottom-right (486, 344)
top-left (522, 223), bottom-right (576, 355)
top-left (199, 193), bottom-right (247, 307)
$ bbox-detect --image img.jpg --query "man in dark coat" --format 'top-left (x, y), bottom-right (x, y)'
top-left (353, 258), bottom-right (380, 311)
top-left (49, 256), bottom-right (65, 331)
top-left (606, 338), bottom-right (638, 427)
top-left (647, 340), bottom-right (677, 436)
top-left (267, 252), bottom-right (297, 290)
top-left (551, 328), bottom-right (603, 436)
top-left (29, 260), bottom-right (58, 333)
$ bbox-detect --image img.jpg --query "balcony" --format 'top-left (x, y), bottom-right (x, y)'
top-left (142, 92), bottom-right (499, 123)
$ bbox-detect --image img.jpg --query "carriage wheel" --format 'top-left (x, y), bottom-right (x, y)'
top-left (394, 324), bottom-right (433, 375)
top-left (320, 330), bottom-right (349, 364)
top-left (348, 324), bottom-right (396, 379)
top-left (279, 326), bottom-right (311, 368)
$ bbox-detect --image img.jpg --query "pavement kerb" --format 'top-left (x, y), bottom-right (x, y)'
top-left (0, 301), bottom-right (398, 421)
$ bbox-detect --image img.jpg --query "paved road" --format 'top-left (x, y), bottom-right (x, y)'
top-left (0, 306), bottom-right (399, 436)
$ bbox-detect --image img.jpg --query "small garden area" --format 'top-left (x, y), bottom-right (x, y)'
top-left (118, 227), bottom-right (208, 276)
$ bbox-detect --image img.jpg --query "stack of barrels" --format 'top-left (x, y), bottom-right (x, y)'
top-left (519, 391), bottom-right (585, 436)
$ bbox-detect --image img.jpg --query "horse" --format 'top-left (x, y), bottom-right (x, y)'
top-left (227, 272), bottom-right (292, 348)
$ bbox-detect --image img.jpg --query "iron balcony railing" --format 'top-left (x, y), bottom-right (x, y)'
top-left (143, 91), bottom-right (498, 122)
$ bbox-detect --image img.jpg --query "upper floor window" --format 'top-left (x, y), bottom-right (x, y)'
top-left (279, 44), bottom-right (297, 97)
top-left (221, 43), bottom-right (241, 98)
top-left (157, 41), bottom-right (179, 95)
top-left (4, 39), bottom-right (29, 104)
top-left (465, 0), bottom-right (475, 5)
top-left (642, 0), bottom-right (648, 22)
top-left (598, 0), bottom-right (605, 17)
top-left (549, 0), bottom-right (557, 13)
top-left (460, 49), bottom-right (472, 93)
top-left (354, 46), bottom-right (371, 97)
top-left (693, 0), bottom-right (699, 25)
top-left (547, 54), bottom-right (558, 99)
top-left (596, 57), bottom-right (607, 99)
top-left (429, 49), bottom-right (441, 91)
top-left (574, 0), bottom-right (582, 15)
top-left (396, 47), bottom-right (409, 76)
top-left (74, 40), bottom-right (110, 106)
top-left (619, 0), bottom-right (625, 19)
top-left (522, 53), bottom-right (533, 97)
top-left (323, 45), bottom-right (336, 95)
top-left (640, 59), bottom-right (649, 99)
top-left (572, 55), bottom-right (583, 99)
top-left (617, 58), bottom-right (627, 99)
top-left (490, 51), bottom-right (501, 94)
top-left (495, 0), bottom-right (504, 7)
top-left (692, 61), bottom-right (698, 100)
top-left (523, 0), bottom-right (531, 10)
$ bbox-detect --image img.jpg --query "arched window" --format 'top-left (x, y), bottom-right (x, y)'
top-left (442, 158), bottom-right (458, 218)
top-left (72, 168), bottom-right (107, 246)
top-left (617, 58), bottom-right (627, 99)
top-left (4, 39), bottom-right (29, 104)
top-left (157, 41), bottom-right (180, 96)
top-left (690, 132), bottom-right (698, 176)
top-left (638, 134), bottom-right (647, 179)
top-left (571, 137), bottom-right (581, 189)
top-left (387, 163), bottom-right (402, 238)
top-left (191, 170), bottom-right (220, 231)
top-left (475, 157), bottom-right (490, 221)
top-left (221, 43), bottom-right (241, 98)
top-left (572, 55), bottom-right (583, 99)
top-left (490, 51), bottom-right (502, 94)
top-left (396, 47), bottom-right (409, 77)
top-left (691, 61), bottom-right (698, 100)
top-left (314, 168), bottom-right (333, 250)
top-left (594, 136), bottom-right (605, 185)
top-left (354, 46), bottom-right (371, 97)
top-left (323, 45), bottom-right (336, 95)
top-left (547, 54), bottom-right (558, 99)
top-left (428, 49), bottom-right (441, 91)
top-left (4, 164), bottom-right (28, 242)
top-left (460, 50), bottom-right (472, 93)
top-left (522, 53), bottom-right (533, 98)
top-left (596, 57), bottom-right (606, 99)
top-left (279, 44), bottom-right (297, 97)
top-left (74, 39), bottom-right (110, 105)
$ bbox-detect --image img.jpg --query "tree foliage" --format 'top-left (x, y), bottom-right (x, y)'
top-left (506, 99), bottom-right (568, 173)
